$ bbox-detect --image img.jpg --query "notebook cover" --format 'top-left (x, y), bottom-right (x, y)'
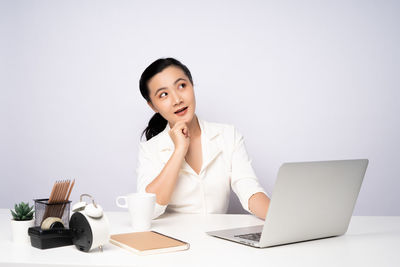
top-left (110, 231), bottom-right (190, 255)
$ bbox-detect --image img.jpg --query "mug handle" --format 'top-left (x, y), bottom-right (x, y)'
top-left (116, 196), bottom-right (128, 208)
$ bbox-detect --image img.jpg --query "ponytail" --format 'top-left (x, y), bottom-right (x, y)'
top-left (141, 113), bottom-right (168, 141)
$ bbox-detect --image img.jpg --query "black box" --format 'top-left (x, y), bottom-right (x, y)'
top-left (28, 226), bottom-right (73, 249)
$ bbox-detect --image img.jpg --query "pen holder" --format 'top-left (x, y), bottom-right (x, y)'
top-left (34, 199), bottom-right (71, 228)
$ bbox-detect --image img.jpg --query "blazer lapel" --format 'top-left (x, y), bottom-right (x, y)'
top-left (199, 120), bottom-right (223, 173)
top-left (158, 124), bottom-right (174, 164)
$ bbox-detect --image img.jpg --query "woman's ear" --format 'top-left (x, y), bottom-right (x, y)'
top-left (147, 101), bottom-right (158, 113)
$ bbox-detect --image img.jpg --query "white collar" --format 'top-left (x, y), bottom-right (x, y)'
top-left (156, 117), bottom-right (223, 174)
top-left (157, 117), bottom-right (221, 152)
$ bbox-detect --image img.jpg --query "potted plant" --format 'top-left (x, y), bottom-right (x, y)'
top-left (10, 202), bottom-right (35, 244)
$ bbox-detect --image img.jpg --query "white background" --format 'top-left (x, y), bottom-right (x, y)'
top-left (1, 0), bottom-right (399, 215)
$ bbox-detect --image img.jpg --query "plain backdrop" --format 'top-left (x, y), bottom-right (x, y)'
top-left (1, 0), bottom-right (399, 215)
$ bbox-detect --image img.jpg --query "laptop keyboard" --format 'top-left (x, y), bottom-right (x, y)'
top-left (234, 232), bottom-right (262, 242)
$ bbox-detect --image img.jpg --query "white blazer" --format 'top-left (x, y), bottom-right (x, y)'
top-left (136, 118), bottom-right (267, 219)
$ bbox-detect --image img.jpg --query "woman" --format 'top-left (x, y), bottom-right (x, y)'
top-left (137, 58), bottom-right (270, 219)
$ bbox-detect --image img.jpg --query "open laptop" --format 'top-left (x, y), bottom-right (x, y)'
top-left (206, 159), bottom-right (369, 248)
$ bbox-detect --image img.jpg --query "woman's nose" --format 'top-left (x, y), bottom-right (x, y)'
top-left (171, 90), bottom-right (183, 106)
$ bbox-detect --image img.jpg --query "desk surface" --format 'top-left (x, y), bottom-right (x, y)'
top-left (0, 209), bottom-right (399, 267)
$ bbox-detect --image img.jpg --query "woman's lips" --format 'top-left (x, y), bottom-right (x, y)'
top-left (174, 106), bottom-right (188, 116)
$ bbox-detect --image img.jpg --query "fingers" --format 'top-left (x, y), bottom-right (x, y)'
top-left (168, 121), bottom-right (191, 154)
top-left (181, 126), bottom-right (190, 138)
top-left (180, 126), bottom-right (190, 138)
top-left (172, 121), bottom-right (190, 138)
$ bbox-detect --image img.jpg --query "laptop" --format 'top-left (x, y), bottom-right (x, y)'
top-left (206, 159), bottom-right (369, 248)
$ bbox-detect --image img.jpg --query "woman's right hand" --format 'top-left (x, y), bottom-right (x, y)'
top-left (169, 121), bottom-right (190, 155)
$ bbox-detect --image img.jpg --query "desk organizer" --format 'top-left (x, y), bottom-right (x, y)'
top-left (34, 198), bottom-right (71, 227)
top-left (28, 198), bottom-right (73, 249)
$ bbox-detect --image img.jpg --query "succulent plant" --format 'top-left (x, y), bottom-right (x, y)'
top-left (10, 202), bottom-right (34, 221)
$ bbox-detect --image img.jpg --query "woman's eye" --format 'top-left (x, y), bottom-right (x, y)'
top-left (159, 92), bottom-right (167, 98)
top-left (178, 83), bottom-right (186, 89)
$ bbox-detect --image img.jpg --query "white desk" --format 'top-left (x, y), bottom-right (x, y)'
top-left (0, 209), bottom-right (399, 267)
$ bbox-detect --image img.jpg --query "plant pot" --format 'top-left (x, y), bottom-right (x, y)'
top-left (11, 219), bottom-right (35, 244)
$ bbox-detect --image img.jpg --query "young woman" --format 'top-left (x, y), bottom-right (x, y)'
top-left (137, 58), bottom-right (270, 219)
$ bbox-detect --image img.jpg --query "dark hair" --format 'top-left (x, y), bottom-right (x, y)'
top-left (139, 57), bottom-right (194, 141)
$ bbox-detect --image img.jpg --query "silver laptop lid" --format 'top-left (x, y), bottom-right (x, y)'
top-left (260, 159), bottom-right (368, 247)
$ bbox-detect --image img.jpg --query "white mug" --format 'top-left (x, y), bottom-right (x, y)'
top-left (116, 193), bottom-right (156, 231)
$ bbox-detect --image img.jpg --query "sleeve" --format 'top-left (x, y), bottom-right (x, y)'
top-left (136, 142), bottom-right (167, 219)
top-left (230, 127), bottom-right (268, 213)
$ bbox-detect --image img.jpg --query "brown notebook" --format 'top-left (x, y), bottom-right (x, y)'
top-left (110, 231), bottom-right (190, 255)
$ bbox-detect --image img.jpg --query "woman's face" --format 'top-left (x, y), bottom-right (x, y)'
top-left (147, 66), bottom-right (196, 127)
